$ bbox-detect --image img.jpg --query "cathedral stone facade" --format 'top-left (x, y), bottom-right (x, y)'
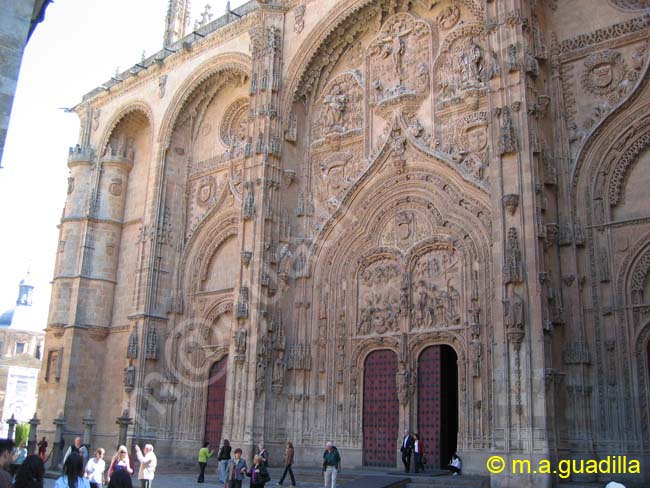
top-left (37, 1), bottom-right (650, 486)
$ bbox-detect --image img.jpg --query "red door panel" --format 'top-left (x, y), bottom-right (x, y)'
top-left (363, 349), bottom-right (399, 467)
top-left (204, 357), bottom-right (228, 446)
top-left (418, 346), bottom-right (442, 468)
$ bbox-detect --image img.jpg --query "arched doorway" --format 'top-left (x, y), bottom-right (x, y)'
top-left (417, 345), bottom-right (458, 469)
top-left (204, 356), bottom-right (228, 445)
top-left (363, 349), bottom-right (399, 466)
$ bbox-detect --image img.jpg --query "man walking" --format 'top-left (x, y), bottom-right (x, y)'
top-left (134, 444), bottom-right (157, 488)
top-left (322, 442), bottom-right (340, 488)
top-left (400, 430), bottom-right (414, 473)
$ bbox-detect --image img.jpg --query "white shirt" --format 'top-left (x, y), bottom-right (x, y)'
top-left (414, 440), bottom-right (420, 454)
top-left (85, 458), bottom-right (106, 485)
top-left (451, 457), bottom-right (461, 469)
top-left (136, 449), bottom-right (157, 480)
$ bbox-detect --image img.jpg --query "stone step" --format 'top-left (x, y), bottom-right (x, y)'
top-left (406, 474), bottom-right (490, 488)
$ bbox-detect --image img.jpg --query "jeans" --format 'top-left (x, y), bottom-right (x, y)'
top-left (198, 462), bottom-right (206, 482)
top-left (141, 480), bottom-right (152, 488)
top-left (219, 459), bottom-right (229, 483)
top-left (227, 481), bottom-right (242, 488)
top-left (278, 464), bottom-right (296, 485)
top-left (324, 465), bottom-right (337, 488)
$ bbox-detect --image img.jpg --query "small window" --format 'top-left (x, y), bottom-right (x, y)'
top-left (15, 342), bottom-right (25, 355)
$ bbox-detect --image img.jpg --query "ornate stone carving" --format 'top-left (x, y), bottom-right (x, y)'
top-left (379, 210), bottom-right (432, 251)
top-left (293, 4), bottom-right (305, 34)
top-left (127, 328), bottom-right (138, 359)
top-left (124, 364), bottom-right (135, 389)
top-left (436, 5), bottom-right (460, 30)
top-left (220, 98), bottom-right (249, 147)
top-left (503, 194), bottom-right (519, 215)
top-left (470, 337), bottom-right (481, 377)
top-left (581, 49), bottom-right (628, 100)
top-left (503, 293), bottom-right (524, 345)
top-left (145, 327), bottom-right (158, 360)
top-left (563, 341), bottom-right (591, 365)
top-left (396, 368), bottom-right (415, 406)
top-left (158, 75), bottom-right (168, 98)
top-left (242, 182), bottom-right (255, 220)
top-left (608, 0), bottom-right (650, 12)
top-left (236, 286), bottom-right (249, 319)
top-left (313, 73), bottom-right (363, 140)
top-left (109, 178), bottom-right (123, 197)
top-left (368, 13), bottom-right (432, 115)
top-left (560, 15), bottom-right (650, 55)
top-left (234, 327), bottom-right (247, 363)
top-left (609, 130), bottom-right (650, 206)
top-left (496, 106), bottom-right (518, 155)
top-left (631, 251), bottom-right (650, 304)
top-left (67, 177), bottom-right (75, 195)
top-left (357, 260), bottom-right (401, 335)
top-left (503, 228), bottom-right (523, 285)
top-left (411, 248), bottom-right (461, 328)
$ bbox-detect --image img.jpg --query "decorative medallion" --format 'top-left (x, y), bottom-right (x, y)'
top-left (220, 98), bottom-right (249, 147)
top-left (436, 5), bottom-right (460, 30)
top-left (109, 177), bottom-right (123, 197)
top-left (581, 49), bottom-right (626, 96)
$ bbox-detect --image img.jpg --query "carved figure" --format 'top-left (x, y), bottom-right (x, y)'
top-left (323, 87), bottom-right (348, 130)
top-left (124, 365), bottom-right (135, 388)
top-left (378, 21), bottom-right (413, 80)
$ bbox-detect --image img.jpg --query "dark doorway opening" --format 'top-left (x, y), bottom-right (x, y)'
top-left (363, 349), bottom-right (399, 467)
top-left (417, 345), bottom-right (458, 469)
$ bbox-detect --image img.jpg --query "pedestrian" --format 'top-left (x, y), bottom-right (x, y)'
top-left (11, 441), bottom-right (28, 476)
top-left (134, 444), bottom-right (157, 488)
top-left (322, 442), bottom-right (340, 488)
top-left (216, 440), bottom-right (231, 484)
top-left (225, 448), bottom-right (247, 488)
top-left (246, 455), bottom-right (270, 488)
top-left (37, 438), bottom-right (48, 462)
top-left (400, 430), bottom-right (414, 473)
top-left (197, 442), bottom-right (213, 483)
top-left (54, 453), bottom-right (90, 488)
top-left (0, 439), bottom-right (14, 488)
top-left (84, 448), bottom-right (106, 488)
top-left (63, 438), bottom-right (88, 467)
top-left (107, 445), bottom-right (133, 483)
top-left (413, 434), bottom-right (425, 473)
top-left (13, 454), bottom-right (44, 488)
top-left (107, 469), bottom-right (133, 488)
top-left (447, 452), bottom-right (461, 476)
top-left (256, 444), bottom-right (268, 468)
top-left (276, 441), bottom-right (296, 486)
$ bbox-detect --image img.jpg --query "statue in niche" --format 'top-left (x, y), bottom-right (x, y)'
top-left (127, 328), bottom-right (138, 359)
top-left (124, 365), bottom-right (136, 388)
top-left (256, 359), bottom-right (267, 393)
top-left (234, 328), bottom-right (247, 354)
top-left (145, 328), bottom-right (158, 359)
top-left (470, 338), bottom-right (481, 377)
top-left (503, 293), bottom-right (525, 341)
top-left (243, 182), bottom-right (255, 219)
top-left (396, 368), bottom-right (414, 405)
top-left (273, 352), bottom-right (286, 384)
top-left (323, 86), bottom-right (348, 131)
top-left (462, 38), bottom-right (484, 85)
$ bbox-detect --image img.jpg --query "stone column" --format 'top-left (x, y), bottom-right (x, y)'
top-left (82, 411), bottom-right (95, 454)
top-left (51, 414), bottom-right (66, 470)
top-left (116, 410), bottom-right (133, 449)
top-left (6, 414), bottom-right (17, 440)
top-left (27, 413), bottom-right (40, 455)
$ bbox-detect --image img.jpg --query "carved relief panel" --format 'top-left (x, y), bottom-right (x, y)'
top-left (411, 246), bottom-right (462, 329)
top-left (356, 257), bottom-right (402, 336)
top-left (367, 12), bottom-right (433, 118)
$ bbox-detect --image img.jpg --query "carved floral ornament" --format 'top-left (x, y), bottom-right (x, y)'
top-left (608, 0), bottom-right (650, 11)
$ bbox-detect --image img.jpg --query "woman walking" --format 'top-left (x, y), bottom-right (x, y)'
top-left (277, 441), bottom-right (296, 486)
top-left (413, 434), bottom-right (425, 473)
top-left (224, 448), bottom-right (247, 488)
top-left (84, 448), bottom-right (106, 488)
top-left (216, 440), bottom-right (231, 484)
top-left (37, 438), bottom-right (48, 462)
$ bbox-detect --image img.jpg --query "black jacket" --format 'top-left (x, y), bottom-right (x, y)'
top-left (400, 435), bottom-right (415, 452)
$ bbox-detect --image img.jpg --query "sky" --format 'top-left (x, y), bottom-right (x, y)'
top-left (0, 0), bottom-right (247, 327)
